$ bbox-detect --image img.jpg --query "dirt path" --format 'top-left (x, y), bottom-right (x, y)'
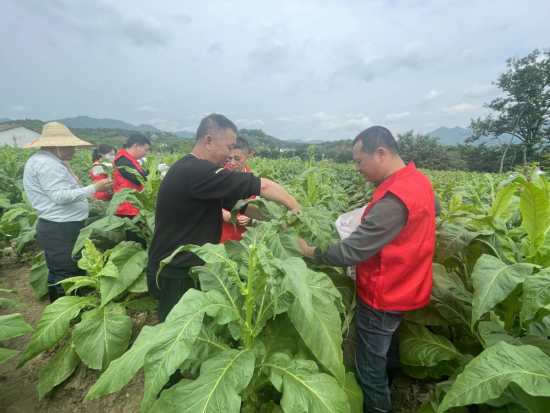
top-left (1, 251), bottom-right (434, 412)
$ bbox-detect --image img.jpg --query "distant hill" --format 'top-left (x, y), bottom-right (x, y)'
top-left (53, 116), bottom-right (159, 132)
top-left (175, 130), bottom-right (194, 138)
top-left (284, 138), bottom-right (325, 144)
top-left (0, 118), bottom-right (12, 123)
top-left (427, 126), bottom-right (499, 146)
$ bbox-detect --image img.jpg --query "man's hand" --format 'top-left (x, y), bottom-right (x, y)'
top-left (93, 178), bottom-right (113, 192)
top-left (298, 237), bottom-right (316, 260)
top-left (222, 210), bottom-right (232, 223)
top-left (237, 215), bottom-right (250, 227)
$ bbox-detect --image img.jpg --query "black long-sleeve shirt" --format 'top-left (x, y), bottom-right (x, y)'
top-left (114, 156), bottom-right (150, 185)
top-left (315, 177), bottom-right (440, 267)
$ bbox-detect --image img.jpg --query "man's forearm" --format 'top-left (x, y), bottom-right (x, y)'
top-left (259, 179), bottom-right (300, 214)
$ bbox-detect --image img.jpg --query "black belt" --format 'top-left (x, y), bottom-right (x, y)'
top-left (38, 218), bottom-right (86, 224)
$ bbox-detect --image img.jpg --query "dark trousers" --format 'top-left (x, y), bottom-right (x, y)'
top-left (147, 268), bottom-right (195, 322)
top-left (35, 220), bottom-right (86, 295)
top-left (115, 214), bottom-right (147, 249)
top-left (355, 296), bottom-right (404, 413)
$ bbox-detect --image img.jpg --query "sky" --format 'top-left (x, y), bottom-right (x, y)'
top-left (1, 0), bottom-right (549, 141)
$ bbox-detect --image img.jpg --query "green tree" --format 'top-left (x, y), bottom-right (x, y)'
top-left (467, 49), bottom-right (550, 162)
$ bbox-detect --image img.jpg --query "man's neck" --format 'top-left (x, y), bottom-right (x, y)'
top-left (124, 149), bottom-right (139, 160)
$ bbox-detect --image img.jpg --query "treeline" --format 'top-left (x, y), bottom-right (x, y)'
top-left (248, 130), bottom-right (547, 174)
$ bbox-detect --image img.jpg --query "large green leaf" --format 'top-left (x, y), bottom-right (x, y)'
top-left (0, 348), bottom-right (19, 365)
top-left (438, 342), bottom-right (550, 412)
top-left (0, 297), bottom-right (26, 309)
top-left (38, 341), bottom-right (81, 399)
top-left (518, 180), bottom-right (550, 256)
top-left (72, 303), bottom-right (132, 371)
top-left (127, 271), bottom-right (148, 293)
top-left (265, 228), bottom-right (302, 260)
top-left (491, 183), bottom-right (520, 220)
top-left (100, 245), bottom-right (148, 307)
top-left (0, 313), bottom-right (34, 341)
top-left (29, 251), bottom-right (48, 299)
top-left (478, 321), bottom-right (521, 348)
top-left (72, 216), bottom-right (128, 257)
top-left (431, 287), bottom-right (472, 327)
top-left (297, 209), bottom-right (334, 251)
top-left (17, 296), bottom-right (94, 368)
top-left (181, 325), bottom-right (230, 374)
top-left (150, 350), bottom-right (255, 413)
top-left (279, 257), bottom-right (313, 319)
top-left (404, 301), bottom-right (451, 326)
top-left (343, 372), bottom-right (363, 413)
top-left (432, 263), bottom-right (473, 303)
top-left (520, 269), bottom-right (550, 324)
top-left (191, 263), bottom-right (242, 313)
top-left (85, 325), bottom-right (162, 402)
top-left (259, 313), bottom-right (300, 363)
top-left (142, 289), bottom-right (239, 412)
top-left (398, 320), bottom-right (463, 367)
top-left (470, 255), bottom-right (536, 325)
top-left (262, 353), bottom-right (350, 413)
top-left (437, 224), bottom-right (487, 264)
top-left (289, 295), bottom-right (345, 384)
top-left (158, 243), bottom-right (244, 293)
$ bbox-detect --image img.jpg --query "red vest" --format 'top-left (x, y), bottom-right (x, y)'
top-left (113, 149), bottom-right (144, 216)
top-left (89, 160), bottom-right (112, 202)
top-left (356, 163), bottom-right (435, 311)
top-left (220, 166), bottom-right (252, 243)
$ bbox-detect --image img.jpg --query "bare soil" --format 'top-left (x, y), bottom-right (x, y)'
top-left (1, 250), bottom-right (434, 413)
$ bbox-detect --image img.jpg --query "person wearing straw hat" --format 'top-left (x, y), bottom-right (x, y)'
top-left (23, 122), bottom-right (113, 303)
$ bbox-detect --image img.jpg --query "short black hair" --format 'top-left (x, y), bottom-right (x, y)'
top-left (352, 126), bottom-right (399, 156)
top-left (196, 113), bottom-right (238, 142)
top-left (126, 134), bottom-right (151, 148)
top-left (234, 137), bottom-right (250, 154)
top-left (92, 144), bottom-right (115, 162)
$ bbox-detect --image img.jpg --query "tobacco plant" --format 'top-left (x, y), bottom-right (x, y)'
top-left (16, 239), bottom-right (154, 398)
top-left (84, 208), bottom-right (361, 412)
top-left (399, 176), bottom-right (550, 412)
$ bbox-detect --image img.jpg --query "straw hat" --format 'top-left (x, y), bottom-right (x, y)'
top-left (23, 122), bottom-right (92, 148)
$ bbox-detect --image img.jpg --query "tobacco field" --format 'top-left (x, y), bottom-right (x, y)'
top-left (1, 146), bottom-right (550, 413)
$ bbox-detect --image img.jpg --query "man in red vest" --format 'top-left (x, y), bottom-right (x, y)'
top-left (299, 126), bottom-right (440, 413)
top-left (220, 136), bottom-right (254, 243)
top-left (113, 134), bottom-right (150, 247)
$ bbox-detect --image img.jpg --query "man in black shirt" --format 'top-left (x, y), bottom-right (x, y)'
top-left (147, 113), bottom-right (300, 322)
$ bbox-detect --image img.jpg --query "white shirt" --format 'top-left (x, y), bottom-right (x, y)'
top-left (23, 150), bottom-right (96, 222)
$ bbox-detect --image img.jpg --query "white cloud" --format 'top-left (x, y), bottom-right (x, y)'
top-left (146, 118), bottom-right (182, 131)
top-left (425, 90), bottom-right (443, 100)
top-left (236, 118), bottom-right (265, 128)
top-left (439, 103), bottom-right (476, 115)
top-left (424, 122), bottom-right (437, 128)
top-left (279, 112), bottom-right (372, 132)
top-left (12, 105), bottom-right (28, 112)
top-left (136, 105), bottom-right (157, 112)
top-left (463, 83), bottom-right (498, 97)
top-left (385, 111), bottom-right (410, 121)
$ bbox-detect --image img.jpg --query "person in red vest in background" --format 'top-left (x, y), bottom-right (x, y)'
top-left (113, 134), bottom-right (150, 247)
top-left (220, 137), bottom-right (255, 243)
top-left (89, 144), bottom-right (115, 201)
top-left (298, 126), bottom-right (441, 413)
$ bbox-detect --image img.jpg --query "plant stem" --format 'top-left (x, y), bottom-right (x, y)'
top-left (245, 244), bottom-right (255, 350)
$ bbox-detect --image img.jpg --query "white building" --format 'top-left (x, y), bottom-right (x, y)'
top-left (0, 125), bottom-right (41, 147)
